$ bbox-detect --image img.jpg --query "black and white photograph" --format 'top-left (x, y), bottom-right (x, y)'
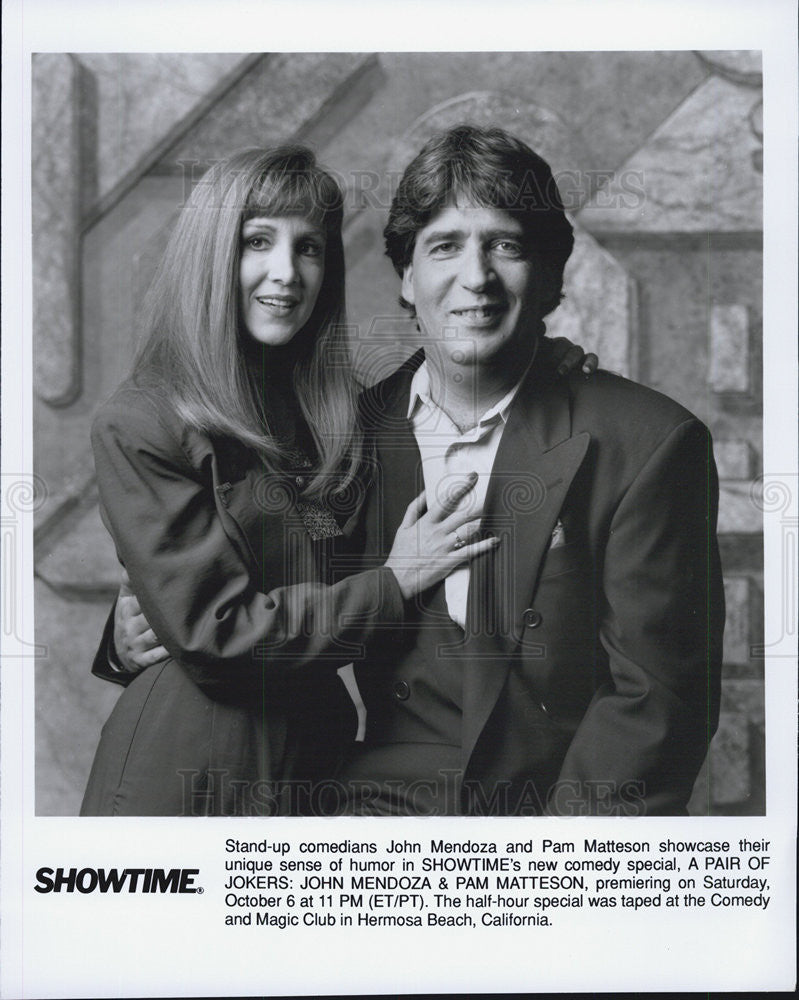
top-left (2, 1), bottom-right (797, 997)
top-left (32, 48), bottom-right (764, 820)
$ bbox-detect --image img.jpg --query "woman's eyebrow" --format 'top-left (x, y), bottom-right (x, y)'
top-left (241, 218), bottom-right (325, 239)
top-left (241, 218), bottom-right (277, 233)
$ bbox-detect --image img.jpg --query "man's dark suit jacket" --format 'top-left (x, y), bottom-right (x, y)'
top-left (351, 348), bottom-right (725, 816)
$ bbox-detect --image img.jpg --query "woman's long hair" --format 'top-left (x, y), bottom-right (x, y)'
top-left (134, 145), bottom-right (361, 497)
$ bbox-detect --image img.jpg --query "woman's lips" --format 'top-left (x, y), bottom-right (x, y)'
top-left (255, 295), bottom-right (299, 316)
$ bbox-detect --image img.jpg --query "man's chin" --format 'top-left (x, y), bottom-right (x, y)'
top-left (443, 336), bottom-right (522, 370)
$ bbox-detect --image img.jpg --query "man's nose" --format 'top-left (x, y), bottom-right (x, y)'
top-left (459, 241), bottom-right (492, 289)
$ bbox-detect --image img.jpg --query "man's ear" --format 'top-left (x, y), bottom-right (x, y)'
top-left (401, 264), bottom-right (415, 307)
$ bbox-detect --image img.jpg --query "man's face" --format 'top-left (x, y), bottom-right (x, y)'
top-left (401, 199), bottom-right (553, 373)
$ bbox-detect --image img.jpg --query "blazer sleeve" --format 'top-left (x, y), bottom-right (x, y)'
top-left (550, 417), bottom-right (725, 816)
top-left (90, 600), bottom-right (129, 685)
top-left (91, 396), bottom-right (405, 699)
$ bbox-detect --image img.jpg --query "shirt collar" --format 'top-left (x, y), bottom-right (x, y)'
top-left (407, 349), bottom-right (536, 428)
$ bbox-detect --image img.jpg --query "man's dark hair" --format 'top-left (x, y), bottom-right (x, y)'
top-left (384, 124), bottom-right (574, 317)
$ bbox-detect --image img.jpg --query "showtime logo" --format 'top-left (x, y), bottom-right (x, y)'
top-left (34, 867), bottom-right (202, 893)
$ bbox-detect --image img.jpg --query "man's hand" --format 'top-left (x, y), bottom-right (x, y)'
top-left (549, 336), bottom-right (599, 376)
top-left (114, 571), bottom-right (170, 673)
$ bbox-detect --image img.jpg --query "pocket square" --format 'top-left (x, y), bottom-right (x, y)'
top-left (550, 518), bottom-right (566, 548)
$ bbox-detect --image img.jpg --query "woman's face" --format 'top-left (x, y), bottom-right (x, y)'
top-left (239, 215), bottom-right (326, 347)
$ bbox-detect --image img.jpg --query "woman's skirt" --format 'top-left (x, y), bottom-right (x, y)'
top-left (80, 660), bottom-right (288, 816)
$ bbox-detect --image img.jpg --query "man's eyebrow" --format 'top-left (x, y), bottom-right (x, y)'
top-left (419, 228), bottom-right (463, 247)
top-left (484, 227), bottom-right (526, 241)
top-left (420, 226), bottom-right (527, 247)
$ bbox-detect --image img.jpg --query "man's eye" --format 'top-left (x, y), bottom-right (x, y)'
top-left (493, 240), bottom-right (525, 256)
top-left (430, 242), bottom-right (457, 255)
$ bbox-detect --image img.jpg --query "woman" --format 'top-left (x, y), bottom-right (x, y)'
top-left (80, 146), bottom-right (499, 817)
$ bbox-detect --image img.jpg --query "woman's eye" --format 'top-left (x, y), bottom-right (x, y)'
top-left (244, 236), bottom-right (269, 251)
top-left (298, 240), bottom-right (323, 257)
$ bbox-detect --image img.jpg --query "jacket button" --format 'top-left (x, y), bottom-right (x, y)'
top-left (295, 475), bottom-right (306, 487)
top-left (393, 680), bottom-right (410, 701)
top-left (522, 607), bottom-right (543, 628)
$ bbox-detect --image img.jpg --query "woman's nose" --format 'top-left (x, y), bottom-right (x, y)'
top-left (268, 241), bottom-right (299, 284)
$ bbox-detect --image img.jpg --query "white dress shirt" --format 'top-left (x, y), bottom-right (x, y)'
top-left (407, 361), bottom-right (528, 629)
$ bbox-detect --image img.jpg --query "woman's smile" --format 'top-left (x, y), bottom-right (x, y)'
top-left (254, 293), bottom-right (301, 316)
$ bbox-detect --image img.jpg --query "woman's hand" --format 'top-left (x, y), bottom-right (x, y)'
top-left (549, 336), bottom-right (599, 376)
top-left (385, 473), bottom-right (500, 600)
top-left (113, 571), bottom-right (170, 673)
top-left (111, 475), bottom-right (496, 664)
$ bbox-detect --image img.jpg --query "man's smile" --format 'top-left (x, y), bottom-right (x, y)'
top-left (449, 304), bottom-right (507, 325)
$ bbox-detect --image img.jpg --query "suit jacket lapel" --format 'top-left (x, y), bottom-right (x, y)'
top-left (366, 353), bottom-right (425, 554)
top-left (461, 367), bottom-right (590, 770)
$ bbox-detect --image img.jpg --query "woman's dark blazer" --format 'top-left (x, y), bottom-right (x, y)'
top-left (80, 378), bottom-right (403, 816)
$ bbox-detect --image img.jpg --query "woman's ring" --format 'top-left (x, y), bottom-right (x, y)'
top-left (453, 531), bottom-right (465, 550)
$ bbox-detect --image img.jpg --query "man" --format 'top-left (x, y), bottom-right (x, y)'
top-left (104, 125), bottom-right (724, 816)
top-left (332, 125), bottom-right (724, 816)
